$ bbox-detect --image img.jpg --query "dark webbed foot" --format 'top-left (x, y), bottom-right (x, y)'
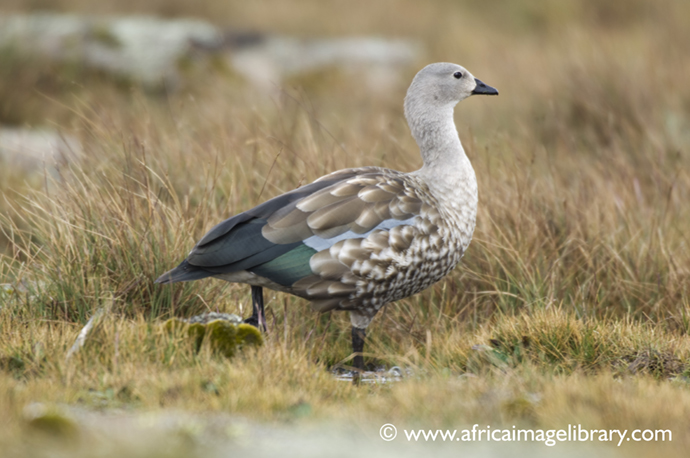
top-left (244, 285), bottom-right (267, 331)
top-left (243, 315), bottom-right (259, 328)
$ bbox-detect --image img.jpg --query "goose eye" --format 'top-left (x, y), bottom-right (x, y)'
top-left (453, 71), bottom-right (463, 79)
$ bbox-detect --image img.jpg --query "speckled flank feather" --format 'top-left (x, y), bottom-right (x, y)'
top-left (156, 62), bottom-right (497, 341)
top-left (281, 168), bottom-right (474, 322)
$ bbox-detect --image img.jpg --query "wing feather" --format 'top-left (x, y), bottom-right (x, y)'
top-left (358, 186), bottom-right (395, 203)
top-left (354, 207), bottom-right (385, 229)
top-left (307, 196), bottom-right (367, 230)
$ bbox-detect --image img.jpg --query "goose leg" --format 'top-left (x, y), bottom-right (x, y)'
top-left (352, 326), bottom-right (366, 382)
top-left (349, 310), bottom-right (375, 384)
top-left (244, 285), bottom-right (266, 331)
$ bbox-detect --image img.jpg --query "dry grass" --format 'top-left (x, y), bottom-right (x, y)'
top-left (1, 0), bottom-right (690, 456)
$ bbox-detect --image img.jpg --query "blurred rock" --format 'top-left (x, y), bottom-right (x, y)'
top-left (228, 36), bottom-right (421, 91)
top-left (183, 311), bottom-right (243, 325)
top-left (332, 364), bottom-right (410, 384)
top-left (0, 127), bottom-right (81, 174)
top-left (0, 13), bottom-right (420, 90)
top-left (0, 14), bottom-right (221, 87)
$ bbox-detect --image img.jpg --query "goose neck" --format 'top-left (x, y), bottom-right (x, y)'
top-left (405, 100), bottom-right (468, 172)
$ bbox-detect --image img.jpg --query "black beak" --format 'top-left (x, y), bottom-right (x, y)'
top-left (471, 78), bottom-right (499, 96)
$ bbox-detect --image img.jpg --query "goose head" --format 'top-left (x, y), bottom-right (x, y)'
top-left (405, 62), bottom-right (498, 111)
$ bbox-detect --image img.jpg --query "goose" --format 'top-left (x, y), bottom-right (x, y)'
top-left (155, 62), bottom-right (498, 373)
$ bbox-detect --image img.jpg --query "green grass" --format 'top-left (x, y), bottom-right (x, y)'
top-left (1, 0), bottom-right (690, 456)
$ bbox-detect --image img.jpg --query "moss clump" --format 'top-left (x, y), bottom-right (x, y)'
top-left (205, 320), bottom-right (238, 358)
top-left (163, 318), bottom-right (187, 333)
top-left (163, 318), bottom-right (262, 359)
top-left (236, 323), bottom-right (263, 347)
top-left (187, 323), bottom-right (207, 352)
top-left (25, 405), bottom-right (78, 439)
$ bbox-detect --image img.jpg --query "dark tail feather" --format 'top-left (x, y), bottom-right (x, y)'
top-left (154, 260), bottom-right (213, 284)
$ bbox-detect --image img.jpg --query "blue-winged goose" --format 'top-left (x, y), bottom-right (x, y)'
top-left (156, 62), bottom-right (498, 372)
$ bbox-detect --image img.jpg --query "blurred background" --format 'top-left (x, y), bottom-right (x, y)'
top-left (2, 0), bottom-right (689, 159)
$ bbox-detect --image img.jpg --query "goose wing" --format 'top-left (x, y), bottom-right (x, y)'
top-left (156, 167), bottom-right (433, 311)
